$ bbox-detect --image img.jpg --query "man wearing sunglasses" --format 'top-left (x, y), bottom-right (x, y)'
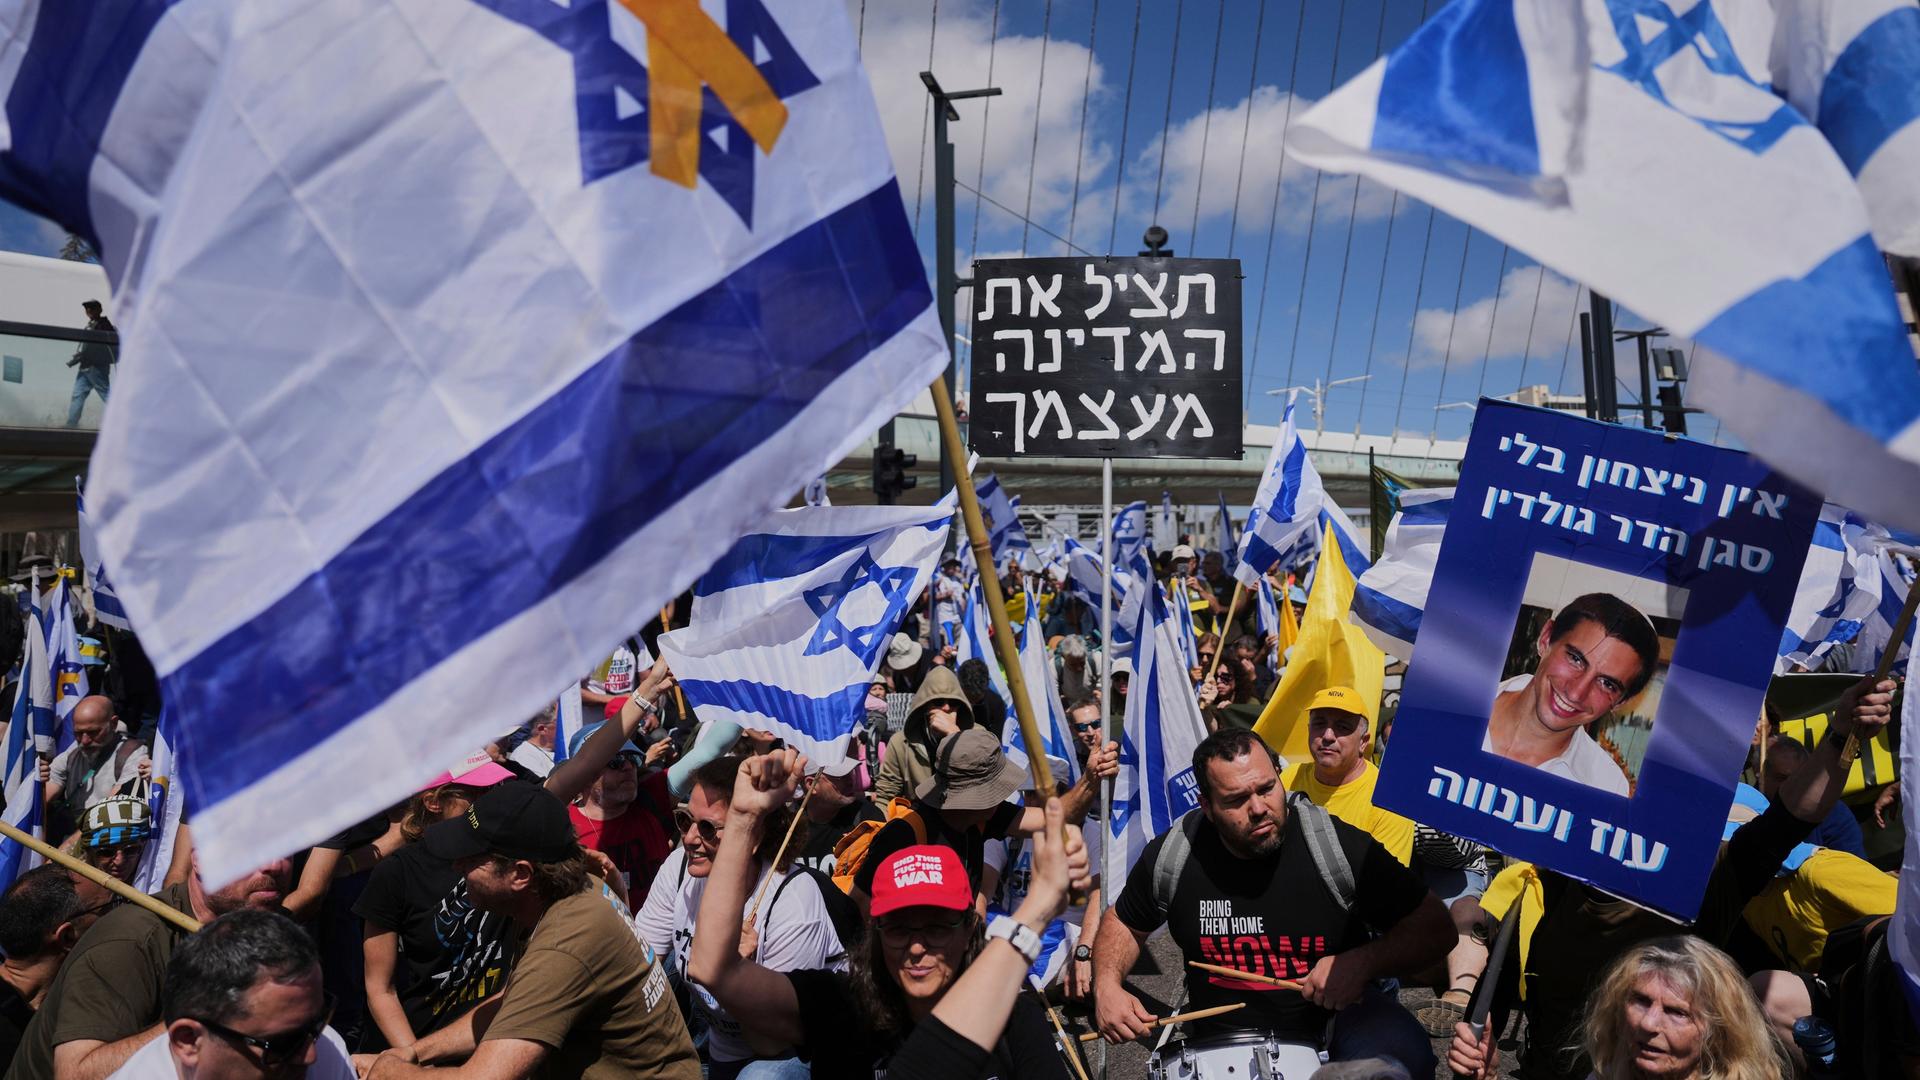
top-left (107, 909), bottom-right (352, 1079)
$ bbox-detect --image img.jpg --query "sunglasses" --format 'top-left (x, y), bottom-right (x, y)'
top-left (1073, 720), bottom-right (1103, 732)
top-left (193, 994), bottom-right (335, 1067)
top-left (672, 809), bottom-right (724, 845)
top-left (603, 754), bottom-right (639, 771)
top-left (876, 916), bottom-right (969, 945)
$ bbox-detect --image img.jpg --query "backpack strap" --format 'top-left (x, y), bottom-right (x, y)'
top-left (1287, 791), bottom-right (1355, 912)
top-left (1149, 811), bottom-right (1206, 925)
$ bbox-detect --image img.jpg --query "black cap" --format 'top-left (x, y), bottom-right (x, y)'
top-left (423, 780), bottom-right (576, 863)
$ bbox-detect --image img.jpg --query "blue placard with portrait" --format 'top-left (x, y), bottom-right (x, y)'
top-left (1374, 400), bottom-right (1818, 919)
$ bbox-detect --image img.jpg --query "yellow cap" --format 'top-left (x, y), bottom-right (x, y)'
top-left (1307, 686), bottom-right (1366, 716)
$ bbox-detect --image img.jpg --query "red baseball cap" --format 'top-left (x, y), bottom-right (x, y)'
top-left (870, 845), bottom-right (972, 918)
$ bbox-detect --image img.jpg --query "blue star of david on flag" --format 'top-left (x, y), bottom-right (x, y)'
top-left (659, 499), bottom-right (956, 767)
top-left (803, 551), bottom-right (918, 668)
top-left (470, 0), bottom-right (819, 226)
top-left (1597, 0), bottom-right (1799, 154)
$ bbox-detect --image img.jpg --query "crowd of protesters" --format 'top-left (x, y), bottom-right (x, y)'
top-left (0, 538), bottom-right (1904, 1080)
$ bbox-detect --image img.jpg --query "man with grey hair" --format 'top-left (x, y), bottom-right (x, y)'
top-left (1054, 634), bottom-right (1099, 704)
top-left (105, 910), bottom-right (353, 1079)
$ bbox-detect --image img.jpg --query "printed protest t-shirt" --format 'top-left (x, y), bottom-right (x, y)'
top-left (486, 888), bottom-right (698, 1080)
top-left (354, 844), bottom-right (510, 1036)
top-left (631, 847), bottom-right (845, 1064)
top-left (1113, 810), bottom-right (1429, 1040)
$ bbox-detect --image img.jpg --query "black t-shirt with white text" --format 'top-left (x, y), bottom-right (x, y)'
top-left (795, 800), bottom-right (885, 875)
top-left (1113, 809), bottom-right (1428, 1040)
top-left (353, 844), bottom-right (511, 1037)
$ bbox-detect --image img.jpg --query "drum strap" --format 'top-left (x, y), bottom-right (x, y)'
top-left (1149, 796), bottom-right (1355, 922)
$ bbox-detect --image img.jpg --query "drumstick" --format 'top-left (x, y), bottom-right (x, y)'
top-left (1186, 960), bottom-right (1305, 990)
top-left (1077, 1002), bottom-right (1248, 1042)
top-left (743, 784), bottom-right (813, 935)
top-left (1037, 991), bottom-right (1092, 1080)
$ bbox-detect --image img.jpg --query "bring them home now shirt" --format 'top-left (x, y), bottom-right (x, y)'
top-left (1113, 809), bottom-right (1429, 1041)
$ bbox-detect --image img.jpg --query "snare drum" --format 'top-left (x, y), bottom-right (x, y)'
top-left (1146, 1030), bottom-right (1326, 1080)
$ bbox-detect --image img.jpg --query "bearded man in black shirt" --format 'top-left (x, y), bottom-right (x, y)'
top-left (1093, 728), bottom-right (1451, 1076)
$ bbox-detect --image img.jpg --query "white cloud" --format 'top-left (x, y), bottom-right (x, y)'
top-left (857, 0), bottom-right (1110, 255)
top-left (1408, 264), bottom-right (1585, 371)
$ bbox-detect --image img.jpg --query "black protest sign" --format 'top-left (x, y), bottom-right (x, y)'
top-left (968, 257), bottom-right (1242, 459)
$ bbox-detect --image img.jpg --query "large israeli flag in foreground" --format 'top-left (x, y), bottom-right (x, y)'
top-left (1893, 655), bottom-right (1920, 1029)
top-left (1290, 0), bottom-right (1920, 537)
top-left (659, 500), bottom-right (952, 767)
top-left (0, 1), bottom-right (945, 881)
top-left (1235, 394), bottom-right (1372, 589)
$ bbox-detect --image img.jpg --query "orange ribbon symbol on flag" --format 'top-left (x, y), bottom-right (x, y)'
top-left (617, 0), bottom-right (789, 189)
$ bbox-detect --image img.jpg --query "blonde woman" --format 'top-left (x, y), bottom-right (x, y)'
top-left (1583, 936), bottom-right (1786, 1080)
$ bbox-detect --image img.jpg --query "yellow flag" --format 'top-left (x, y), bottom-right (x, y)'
top-left (1253, 523), bottom-right (1386, 762)
top-left (1277, 577), bottom-right (1299, 652)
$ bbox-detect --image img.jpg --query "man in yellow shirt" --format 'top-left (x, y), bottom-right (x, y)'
top-left (1281, 686), bottom-right (1414, 865)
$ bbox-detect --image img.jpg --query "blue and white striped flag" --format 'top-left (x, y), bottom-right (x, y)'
top-left (1349, 489), bottom-right (1454, 662)
top-left (0, 583), bottom-right (52, 890)
top-left (1235, 393), bottom-right (1371, 588)
top-left (1014, 616), bottom-right (1079, 786)
top-left (133, 708), bottom-right (184, 894)
top-left (1109, 595), bottom-right (1210, 874)
top-left (1169, 583), bottom-right (1202, 673)
top-left (552, 682), bottom-right (583, 766)
top-left (0, 1), bottom-right (945, 881)
top-left (658, 499), bottom-right (953, 767)
top-left (956, 580), bottom-right (1013, 725)
top-left (47, 576), bottom-right (88, 737)
top-left (1062, 537), bottom-right (1138, 664)
top-left (976, 474), bottom-right (1035, 572)
top-left (1154, 491), bottom-right (1179, 553)
top-left (1217, 494), bottom-right (1240, 574)
top-left (1290, 0), bottom-right (1920, 537)
top-left (1255, 574), bottom-right (1281, 670)
top-left (75, 488), bottom-right (130, 632)
top-left (1112, 501), bottom-right (1150, 571)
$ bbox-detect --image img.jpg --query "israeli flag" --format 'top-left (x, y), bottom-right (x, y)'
top-left (47, 576), bottom-right (88, 735)
top-left (133, 709), bottom-right (184, 894)
top-left (75, 488), bottom-right (130, 632)
top-left (0, 586), bottom-right (52, 890)
top-left (1153, 491), bottom-right (1179, 552)
top-left (1014, 615), bottom-right (1079, 785)
top-left (1216, 495), bottom-right (1240, 574)
top-left (1289, 0), bottom-right (1920, 537)
top-left (1112, 501), bottom-right (1151, 571)
top-left (1235, 393), bottom-right (1371, 587)
top-left (955, 581), bottom-right (1013, 726)
top-left (1349, 489), bottom-right (1455, 662)
top-left (0, 1), bottom-right (945, 881)
top-left (1109, 575), bottom-right (1209, 872)
top-left (1169, 583), bottom-right (1202, 672)
top-left (1256, 574), bottom-right (1281, 669)
top-left (1776, 505), bottom-right (1906, 673)
top-left (658, 499), bottom-right (953, 767)
top-left (1062, 537), bottom-right (1139, 663)
top-left (1767, 0), bottom-right (1920, 256)
top-left (976, 474), bottom-right (1035, 571)
top-left (552, 682), bottom-right (583, 766)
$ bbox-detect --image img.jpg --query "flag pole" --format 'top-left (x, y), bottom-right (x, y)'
top-left (1097, 457), bottom-right (1114, 1080)
top-left (1203, 583), bottom-right (1245, 682)
top-left (0, 819), bottom-right (202, 934)
top-left (927, 379), bottom-right (1056, 799)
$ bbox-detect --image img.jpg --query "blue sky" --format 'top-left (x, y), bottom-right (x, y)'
top-left (0, 0), bottom-right (1719, 444)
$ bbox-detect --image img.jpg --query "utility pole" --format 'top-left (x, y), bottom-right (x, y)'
top-left (1614, 327), bottom-right (1667, 430)
top-left (1578, 312), bottom-right (1598, 420)
top-left (1589, 292), bottom-right (1619, 423)
top-left (921, 71), bottom-right (1001, 500)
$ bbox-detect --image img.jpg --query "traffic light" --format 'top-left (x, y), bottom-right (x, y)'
top-left (1657, 384), bottom-right (1688, 435)
top-left (872, 443), bottom-right (917, 504)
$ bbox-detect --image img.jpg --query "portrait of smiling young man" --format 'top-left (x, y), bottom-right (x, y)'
top-left (1483, 592), bottom-right (1661, 796)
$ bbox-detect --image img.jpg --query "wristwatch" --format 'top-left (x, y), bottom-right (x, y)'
top-left (1073, 944), bottom-right (1093, 962)
top-left (986, 916), bottom-right (1043, 965)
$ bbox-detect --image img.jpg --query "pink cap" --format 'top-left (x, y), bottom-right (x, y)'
top-left (870, 845), bottom-right (972, 917)
top-left (418, 748), bottom-right (514, 792)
